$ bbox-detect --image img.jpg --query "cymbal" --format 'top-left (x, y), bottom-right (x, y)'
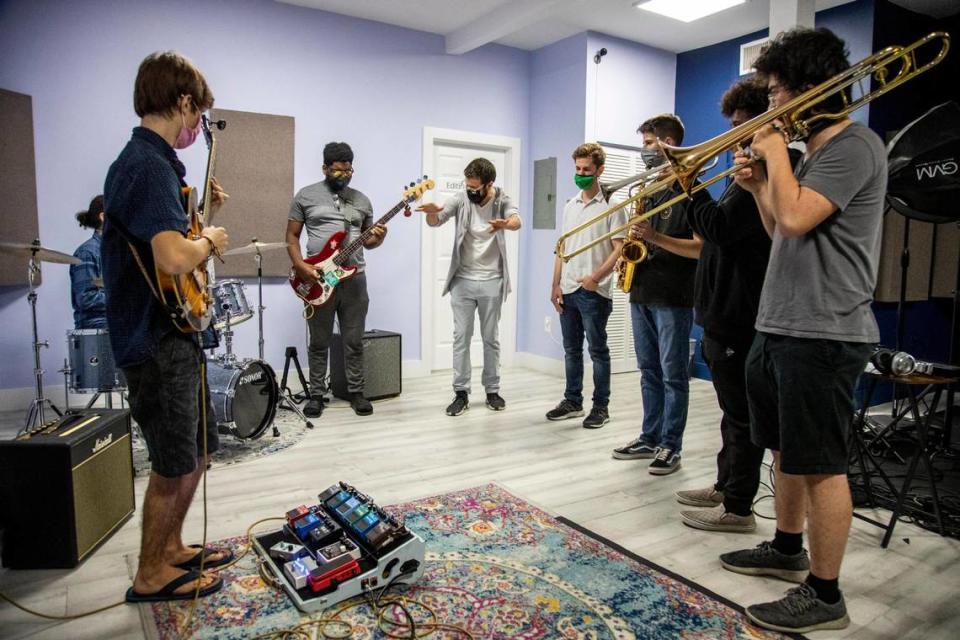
top-left (0, 241), bottom-right (80, 265)
top-left (222, 241), bottom-right (291, 256)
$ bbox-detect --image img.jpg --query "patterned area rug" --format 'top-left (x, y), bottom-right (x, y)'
top-left (132, 408), bottom-right (311, 477)
top-left (137, 483), bottom-right (799, 639)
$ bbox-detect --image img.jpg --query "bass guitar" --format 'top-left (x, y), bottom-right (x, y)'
top-left (154, 114), bottom-right (226, 332)
top-left (290, 177), bottom-right (434, 307)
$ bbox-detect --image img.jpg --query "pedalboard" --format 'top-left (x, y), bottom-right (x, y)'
top-left (253, 481), bottom-right (426, 612)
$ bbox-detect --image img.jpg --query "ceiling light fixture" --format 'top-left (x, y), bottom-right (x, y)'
top-left (633, 0), bottom-right (748, 23)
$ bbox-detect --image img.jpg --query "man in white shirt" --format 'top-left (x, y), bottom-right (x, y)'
top-left (547, 143), bottom-right (628, 428)
top-left (417, 158), bottom-right (521, 416)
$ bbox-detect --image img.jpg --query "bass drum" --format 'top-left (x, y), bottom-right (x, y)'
top-left (205, 359), bottom-right (278, 439)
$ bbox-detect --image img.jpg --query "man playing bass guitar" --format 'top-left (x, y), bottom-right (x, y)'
top-left (286, 141), bottom-right (386, 418)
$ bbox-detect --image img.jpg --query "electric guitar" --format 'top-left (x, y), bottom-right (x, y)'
top-left (289, 177), bottom-right (434, 307)
top-left (154, 115), bottom-right (226, 332)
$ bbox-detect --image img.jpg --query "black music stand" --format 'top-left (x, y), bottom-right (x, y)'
top-left (885, 101), bottom-right (960, 450)
top-left (851, 370), bottom-right (955, 547)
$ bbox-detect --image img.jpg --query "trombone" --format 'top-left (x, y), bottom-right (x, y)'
top-left (556, 31), bottom-right (951, 262)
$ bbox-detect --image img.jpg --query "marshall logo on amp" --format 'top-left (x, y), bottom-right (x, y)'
top-left (92, 433), bottom-right (113, 454)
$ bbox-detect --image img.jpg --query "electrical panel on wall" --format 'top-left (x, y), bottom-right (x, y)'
top-left (533, 157), bottom-right (557, 230)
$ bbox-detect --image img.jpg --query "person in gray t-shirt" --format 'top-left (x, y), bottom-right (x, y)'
top-left (286, 142), bottom-right (387, 418)
top-left (720, 28), bottom-right (886, 635)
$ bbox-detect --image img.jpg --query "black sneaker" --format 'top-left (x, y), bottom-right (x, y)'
top-left (545, 399), bottom-right (584, 421)
top-left (446, 391), bottom-right (469, 416)
top-left (746, 583), bottom-right (850, 634)
top-left (350, 392), bottom-right (373, 416)
top-left (486, 393), bottom-right (506, 411)
top-left (303, 397), bottom-right (324, 418)
top-left (648, 447), bottom-right (681, 475)
top-left (720, 541), bottom-right (810, 583)
top-left (612, 438), bottom-right (658, 460)
top-left (582, 406), bottom-right (609, 429)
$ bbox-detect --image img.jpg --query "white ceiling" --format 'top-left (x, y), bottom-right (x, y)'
top-left (277, 0), bottom-right (958, 54)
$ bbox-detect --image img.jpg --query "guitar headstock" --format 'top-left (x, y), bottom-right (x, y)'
top-left (403, 176), bottom-right (435, 203)
top-left (201, 114), bottom-right (227, 150)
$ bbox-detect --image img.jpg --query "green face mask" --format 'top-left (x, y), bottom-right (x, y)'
top-left (574, 174), bottom-right (595, 189)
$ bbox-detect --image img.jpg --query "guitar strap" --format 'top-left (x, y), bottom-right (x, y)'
top-left (104, 213), bottom-right (179, 315)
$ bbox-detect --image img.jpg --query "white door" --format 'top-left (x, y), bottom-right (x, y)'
top-left (421, 128), bottom-right (521, 373)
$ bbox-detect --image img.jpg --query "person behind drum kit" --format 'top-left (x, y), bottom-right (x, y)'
top-left (286, 142), bottom-right (386, 418)
top-left (102, 51), bottom-right (231, 603)
top-left (611, 114), bottom-right (701, 476)
top-left (70, 194), bottom-right (107, 329)
top-left (416, 158), bottom-right (521, 417)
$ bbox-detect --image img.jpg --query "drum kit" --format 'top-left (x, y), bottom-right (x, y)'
top-left (1, 237), bottom-right (312, 440)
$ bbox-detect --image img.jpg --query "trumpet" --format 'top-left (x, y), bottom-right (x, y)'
top-left (556, 31), bottom-right (950, 262)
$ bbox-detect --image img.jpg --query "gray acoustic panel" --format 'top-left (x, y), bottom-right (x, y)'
top-left (930, 221), bottom-right (959, 299)
top-left (874, 211), bottom-right (933, 303)
top-left (533, 157), bottom-right (557, 230)
top-left (0, 89), bottom-right (41, 286)
top-left (208, 108), bottom-right (294, 277)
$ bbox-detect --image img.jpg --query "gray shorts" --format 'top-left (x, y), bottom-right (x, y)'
top-left (123, 332), bottom-right (219, 478)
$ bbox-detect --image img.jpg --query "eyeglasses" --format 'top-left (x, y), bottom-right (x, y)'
top-left (326, 167), bottom-right (354, 178)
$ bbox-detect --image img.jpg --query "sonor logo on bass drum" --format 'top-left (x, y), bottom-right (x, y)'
top-left (92, 433), bottom-right (113, 454)
top-left (915, 158), bottom-right (957, 181)
top-left (240, 372), bottom-right (264, 385)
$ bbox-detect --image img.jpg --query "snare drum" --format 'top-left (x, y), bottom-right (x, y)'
top-left (67, 329), bottom-right (125, 392)
top-left (210, 279), bottom-right (253, 330)
top-left (206, 359), bottom-right (278, 439)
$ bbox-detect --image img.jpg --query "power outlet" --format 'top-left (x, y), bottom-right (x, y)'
top-left (544, 316), bottom-right (552, 334)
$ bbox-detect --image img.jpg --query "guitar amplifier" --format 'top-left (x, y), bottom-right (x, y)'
top-left (0, 409), bottom-right (135, 569)
top-left (330, 330), bottom-right (401, 401)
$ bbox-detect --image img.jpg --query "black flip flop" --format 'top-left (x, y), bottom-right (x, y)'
top-left (125, 570), bottom-right (223, 603)
top-left (174, 544), bottom-right (235, 570)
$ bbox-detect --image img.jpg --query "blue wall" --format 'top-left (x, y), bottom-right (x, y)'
top-left (673, 0), bottom-right (877, 379)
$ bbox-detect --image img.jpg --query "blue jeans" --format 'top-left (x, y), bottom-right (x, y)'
top-left (631, 304), bottom-right (693, 452)
top-left (559, 288), bottom-right (613, 408)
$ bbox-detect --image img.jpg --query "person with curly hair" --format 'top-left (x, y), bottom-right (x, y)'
top-left (719, 28), bottom-right (886, 634)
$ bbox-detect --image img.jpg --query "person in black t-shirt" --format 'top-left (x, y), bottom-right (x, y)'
top-left (612, 114), bottom-right (701, 476)
top-left (103, 51), bottom-right (230, 604)
top-left (674, 78), bottom-right (797, 534)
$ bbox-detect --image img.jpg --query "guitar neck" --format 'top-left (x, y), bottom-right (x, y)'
top-left (200, 138), bottom-right (218, 226)
top-left (334, 199), bottom-right (407, 265)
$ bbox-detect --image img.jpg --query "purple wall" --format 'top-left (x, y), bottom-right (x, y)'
top-left (518, 33), bottom-right (588, 359)
top-left (586, 31), bottom-right (677, 146)
top-left (0, 0), bottom-right (531, 389)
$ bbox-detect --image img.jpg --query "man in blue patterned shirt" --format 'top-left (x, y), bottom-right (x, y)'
top-left (70, 195), bottom-right (107, 329)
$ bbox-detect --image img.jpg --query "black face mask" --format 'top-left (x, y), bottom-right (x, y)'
top-left (466, 187), bottom-right (486, 204)
top-left (327, 176), bottom-right (351, 192)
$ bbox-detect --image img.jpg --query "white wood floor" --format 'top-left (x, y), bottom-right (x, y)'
top-left (1, 367), bottom-right (958, 639)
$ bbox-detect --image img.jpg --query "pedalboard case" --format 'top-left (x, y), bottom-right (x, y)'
top-left (252, 481), bottom-right (426, 612)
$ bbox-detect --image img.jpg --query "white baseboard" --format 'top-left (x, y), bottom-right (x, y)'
top-left (514, 352), bottom-right (564, 376)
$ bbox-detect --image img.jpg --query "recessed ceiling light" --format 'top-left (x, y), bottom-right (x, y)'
top-left (633, 0), bottom-right (748, 23)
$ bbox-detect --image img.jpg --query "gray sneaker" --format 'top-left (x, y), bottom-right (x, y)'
top-left (746, 583), bottom-right (850, 633)
top-left (675, 486), bottom-right (724, 507)
top-left (681, 505), bottom-right (756, 533)
top-left (720, 541), bottom-right (810, 583)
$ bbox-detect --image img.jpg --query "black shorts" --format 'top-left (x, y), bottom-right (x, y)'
top-left (746, 332), bottom-right (872, 475)
top-left (123, 332), bottom-right (219, 478)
